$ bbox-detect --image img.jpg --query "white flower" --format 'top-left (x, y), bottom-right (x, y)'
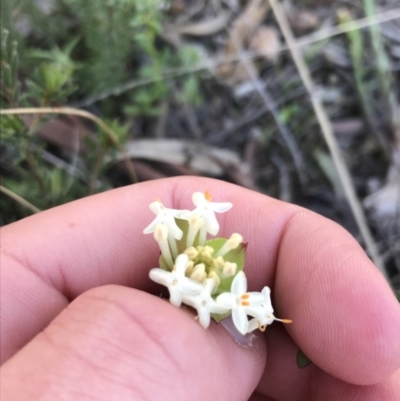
top-left (181, 192), bottom-right (233, 242)
top-left (246, 287), bottom-right (292, 333)
top-left (216, 271), bottom-right (267, 335)
top-left (149, 254), bottom-right (203, 307)
top-left (143, 200), bottom-right (184, 240)
top-left (182, 278), bottom-right (229, 329)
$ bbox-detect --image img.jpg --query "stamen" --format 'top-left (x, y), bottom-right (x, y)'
top-left (258, 322), bottom-right (267, 332)
top-left (187, 214), bottom-right (204, 248)
top-left (184, 246), bottom-right (199, 260)
top-left (185, 261), bottom-right (194, 275)
top-left (215, 233), bottom-right (243, 257)
top-left (199, 224), bottom-right (207, 246)
top-left (154, 224), bottom-right (173, 268)
top-left (190, 263), bottom-right (206, 283)
top-left (201, 246), bottom-right (214, 258)
top-left (168, 234), bottom-right (178, 258)
top-left (241, 294), bottom-right (250, 300)
top-left (241, 301), bottom-right (250, 306)
top-left (205, 191), bottom-right (212, 202)
top-left (274, 318), bottom-right (293, 324)
top-left (222, 262), bottom-right (237, 278)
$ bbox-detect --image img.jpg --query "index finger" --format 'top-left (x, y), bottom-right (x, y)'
top-left (1, 176), bottom-right (400, 385)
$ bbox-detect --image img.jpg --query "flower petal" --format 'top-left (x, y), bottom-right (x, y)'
top-left (244, 304), bottom-right (265, 320)
top-left (165, 217), bottom-right (183, 240)
top-left (204, 211), bottom-right (219, 236)
top-left (232, 308), bottom-right (249, 335)
top-left (149, 201), bottom-right (163, 214)
top-left (169, 288), bottom-right (183, 307)
top-left (143, 216), bottom-right (160, 234)
top-left (216, 292), bottom-right (237, 309)
top-left (204, 278), bottom-right (215, 295)
top-left (231, 271), bottom-right (247, 295)
top-left (174, 254), bottom-right (189, 275)
top-left (247, 318), bottom-right (260, 333)
top-left (261, 287), bottom-right (274, 311)
top-left (192, 192), bottom-right (206, 207)
top-left (149, 268), bottom-right (171, 286)
top-left (210, 302), bottom-right (230, 315)
top-left (247, 292), bottom-right (267, 305)
top-left (198, 309), bottom-right (211, 329)
top-left (180, 277), bottom-right (203, 294)
top-left (210, 201), bottom-right (233, 213)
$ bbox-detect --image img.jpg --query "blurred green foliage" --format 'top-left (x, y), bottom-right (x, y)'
top-left (1, 1), bottom-right (204, 223)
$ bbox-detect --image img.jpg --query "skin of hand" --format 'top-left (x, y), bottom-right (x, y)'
top-left (1, 177), bottom-right (400, 401)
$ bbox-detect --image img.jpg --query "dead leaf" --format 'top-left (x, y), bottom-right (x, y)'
top-left (25, 116), bottom-right (89, 152)
top-left (249, 26), bottom-right (280, 62)
top-left (218, 0), bottom-right (271, 81)
top-left (229, 0), bottom-right (270, 47)
top-left (288, 10), bottom-right (320, 34)
top-left (174, 12), bottom-right (231, 36)
top-left (163, 12), bottom-right (231, 47)
top-left (115, 139), bottom-right (241, 176)
top-left (169, 0), bottom-right (185, 15)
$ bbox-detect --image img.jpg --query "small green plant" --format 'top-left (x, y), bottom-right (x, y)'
top-left (0, 29), bottom-right (132, 220)
top-left (0, 1), bottom-right (205, 221)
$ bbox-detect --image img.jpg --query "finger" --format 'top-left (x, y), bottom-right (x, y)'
top-left (257, 324), bottom-right (311, 401)
top-left (275, 211), bottom-right (400, 385)
top-left (1, 177), bottom-right (300, 361)
top-left (1, 285), bottom-right (266, 401)
top-left (257, 325), bottom-right (400, 401)
top-left (312, 366), bottom-right (400, 400)
top-left (248, 391), bottom-right (277, 401)
top-left (2, 177), bottom-right (400, 386)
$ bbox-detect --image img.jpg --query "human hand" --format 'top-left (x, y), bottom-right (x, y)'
top-left (1, 177), bottom-right (400, 401)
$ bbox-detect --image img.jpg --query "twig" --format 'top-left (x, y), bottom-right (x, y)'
top-left (0, 185), bottom-right (41, 214)
top-left (0, 107), bottom-right (138, 183)
top-left (269, 0), bottom-right (389, 283)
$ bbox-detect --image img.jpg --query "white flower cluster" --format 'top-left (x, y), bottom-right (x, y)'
top-left (144, 192), bottom-right (291, 334)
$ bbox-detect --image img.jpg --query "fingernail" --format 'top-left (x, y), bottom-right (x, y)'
top-left (220, 315), bottom-right (261, 348)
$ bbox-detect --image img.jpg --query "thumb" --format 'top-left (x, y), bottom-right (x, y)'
top-left (1, 285), bottom-right (266, 401)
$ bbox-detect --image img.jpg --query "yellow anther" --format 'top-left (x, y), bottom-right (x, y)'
top-left (184, 246), bottom-right (199, 260)
top-left (204, 246), bottom-right (214, 254)
top-left (241, 301), bottom-right (250, 306)
top-left (241, 294), bottom-right (250, 300)
top-left (258, 322), bottom-right (267, 332)
top-left (205, 191), bottom-right (212, 201)
top-left (190, 263), bottom-right (206, 283)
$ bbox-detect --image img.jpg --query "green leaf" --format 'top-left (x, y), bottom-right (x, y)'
top-left (49, 168), bottom-right (64, 197)
top-left (296, 348), bottom-right (312, 368)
